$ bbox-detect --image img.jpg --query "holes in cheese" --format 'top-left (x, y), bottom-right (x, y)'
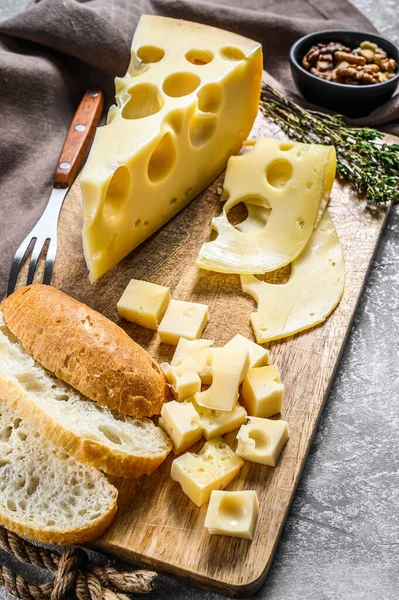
top-left (185, 49), bottom-right (214, 65)
top-left (137, 45), bottom-right (165, 63)
top-left (122, 83), bottom-right (164, 119)
top-left (220, 46), bottom-right (245, 61)
top-left (240, 211), bottom-right (345, 343)
top-left (147, 132), bottom-right (177, 183)
top-left (103, 166), bottom-right (131, 218)
top-left (205, 490), bottom-right (259, 540)
top-left (162, 72), bottom-right (201, 97)
top-left (81, 15), bottom-right (262, 281)
top-left (236, 417), bottom-right (289, 467)
top-left (189, 114), bottom-right (217, 148)
top-left (196, 137), bottom-right (336, 274)
top-left (235, 203), bottom-right (271, 233)
top-left (197, 84), bottom-right (223, 113)
top-left (266, 159), bottom-right (293, 189)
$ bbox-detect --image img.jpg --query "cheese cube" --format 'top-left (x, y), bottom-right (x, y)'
top-left (236, 417), bottom-right (289, 467)
top-left (241, 365), bottom-right (284, 417)
top-left (193, 401), bottom-right (247, 440)
top-left (195, 347), bottom-right (249, 411)
top-left (81, 15), bottom-right (263, 282)
top-left (224, 334), bottom-right (269, 368)
top-left (204, 490), bottom-right (259, 540)
top-left (161, 360), bottom-right (201, 401)
top-left (171, 338), bottom-right (213, 384)
top-left (158, 300), bottom-right (209, 345)
top-left (171, 437), bottom-right (243, 506)
top-left (159, 401), bottom-right (202, 454)
top-left (117, 279), bottom-right (170, 329)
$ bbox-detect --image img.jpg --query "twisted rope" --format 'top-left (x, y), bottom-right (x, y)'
top-left (0, 528), bottom-right (157, 600)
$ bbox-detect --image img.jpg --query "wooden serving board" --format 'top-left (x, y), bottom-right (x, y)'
top-left (40, 111), bottom-right (391, 596)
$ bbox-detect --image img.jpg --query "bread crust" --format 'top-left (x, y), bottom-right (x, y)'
top-left (0, 501), bottom-right (117, 546)
top-left (0, 369), bottom-right (172, 479)
top-left (1, 285), bottom-right (168, 418)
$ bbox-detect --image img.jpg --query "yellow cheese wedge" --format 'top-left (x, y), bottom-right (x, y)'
top-left (80, 15), bottom-right (262, 281)
top-left (241, 211), bottom-right (345, 343)
top-left (196, 137), bottom-right (336, 274)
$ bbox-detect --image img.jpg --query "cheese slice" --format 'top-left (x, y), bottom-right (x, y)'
top-left (196, 137), bottom-right (336, 274)
top-left (224, 334), bottom-right (269, 368)
top-left (241, 211), bottom-right (345, 343)
top-left (194, 347), bottom-right (250, 411)
top-left (80, 15), bottom-right (262, 281)
top-left (171, 437), bottom-right (244, 506)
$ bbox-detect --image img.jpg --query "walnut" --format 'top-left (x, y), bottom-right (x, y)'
top-left (334, 51), bottom-right (366, 66)
top-left (302, 39), bottom-right (397, 86)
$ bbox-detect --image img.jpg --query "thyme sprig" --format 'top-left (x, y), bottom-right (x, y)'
top-left (260, 84), bottom-right (399, 204)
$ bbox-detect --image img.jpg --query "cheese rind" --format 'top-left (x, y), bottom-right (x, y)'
top-left (159, 401), bottom-right (202, 454)
top-left (224, 334), bottom-right (269, 368)
top-left (81, 15), bottom-right (262, 281)
top-left (204, 490), bottom-right (259, 540)
top-left (158, 300), bottom-right (209, 345)
top-left (193, 400), bottom-right (247, 440)
top-left (171, 437), bottom-right (244, 506)
top-left (117, 279), bottom-right (170, 329)
top-left (194, 347), bottom-right (249, 411)
top-left (196, 137), bottom-right (336, 274)
top-left (236, 417), bottom-right (289, 467)
top-left (241, 365), bottom-right (284, 417)
top-left (241, 211), bottom-right (345, 343)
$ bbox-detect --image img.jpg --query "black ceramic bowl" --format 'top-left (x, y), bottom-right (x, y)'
top-left (289, 30), bottom-right (399, 117)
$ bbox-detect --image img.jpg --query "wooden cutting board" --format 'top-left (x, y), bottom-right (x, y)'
top-left (40, 111), bottom-right (391, 596)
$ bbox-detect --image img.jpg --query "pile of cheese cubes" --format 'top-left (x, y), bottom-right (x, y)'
top-left (117, 278), bottom-right (290, 541)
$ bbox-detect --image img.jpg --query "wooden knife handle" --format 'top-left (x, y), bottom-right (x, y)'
top-left (54, 90), bottom-right (104, 189)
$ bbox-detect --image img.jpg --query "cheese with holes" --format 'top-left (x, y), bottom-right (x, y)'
top-left (158, 299), bottom-right (209, 345)
top-left (117, 279), bottom-right (170, 329)
top-left (194, 347), bottom-right (249, 411)
top-left (80, 15), bottom-right (262, 281)
top-left (241, 365), bottom-right (284, 417)
top-left (193, 400), bottom-right (247, 440)
top-left (196, 137), bottom-right (336, 274)
top-left (171, 338), bottom-right (213, 384)
top-left (159, 400), bottom-right (202, 454)
top-left (205, 490), bottom-right (259, 539)
top-left (171, 437), bottom-right (244, 506)
top-left (241, 211), bottom-right (345, 343)
top-left (236, 417), bottom-right (289, 466)
top-left (224, 334), bottom-right (269, 368)
top-left (161, 360), bottom-right (201, 401)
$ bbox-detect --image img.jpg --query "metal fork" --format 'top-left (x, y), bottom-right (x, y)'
top-left (7, 89), bottom-right (104, 297)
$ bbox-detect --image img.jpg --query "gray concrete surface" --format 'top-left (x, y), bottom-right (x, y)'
top-left (0, 1), bottom-right (398, 599)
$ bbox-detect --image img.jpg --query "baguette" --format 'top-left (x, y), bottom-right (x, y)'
top-left (0, 401), bottom-right (117, 545)
top-left (1, 285), bottom-right (167, 418)
top-left (0, 313), bottom-right (172, 478)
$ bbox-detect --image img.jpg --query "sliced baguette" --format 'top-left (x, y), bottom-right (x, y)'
top-left (0, 314), bottom-right (172, 478)
top-left (1, 285), bottom-right (168, 418)
top-left (0, 401), bottom-right (117, 545)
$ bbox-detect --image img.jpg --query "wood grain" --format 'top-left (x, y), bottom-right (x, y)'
top-left (24, 111), bottom-right (391, 596)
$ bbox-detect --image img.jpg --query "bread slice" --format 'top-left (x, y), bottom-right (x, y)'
top-left (0, 401), bottom-right (117, 545)
top-left (1, 285), bottom-right (168, 418)
top-left (0, 313), bottom-right (172, 478)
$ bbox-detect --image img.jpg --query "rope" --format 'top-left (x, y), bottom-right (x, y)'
top-left (0, 528), bottom-right (157, 600)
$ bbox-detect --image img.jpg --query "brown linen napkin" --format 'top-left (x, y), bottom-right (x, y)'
top-left (0, 0), bottom-right (396, 297)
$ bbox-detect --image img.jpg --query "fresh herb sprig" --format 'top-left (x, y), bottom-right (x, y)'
top-left (260, 84), bottom-right (399, 205)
